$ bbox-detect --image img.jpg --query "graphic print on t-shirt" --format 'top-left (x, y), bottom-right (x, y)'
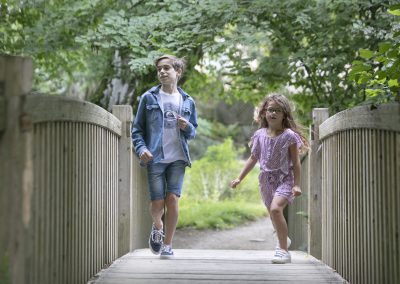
top-left (164, 102), bottom-right (179, 129)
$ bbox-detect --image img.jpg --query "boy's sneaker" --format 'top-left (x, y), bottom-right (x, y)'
top-left (160, 245), bottom-right (174, 259)
top-left (272, 248), bottom-right (291, 264)
top-left (148, 224), bottom-right (164, 255)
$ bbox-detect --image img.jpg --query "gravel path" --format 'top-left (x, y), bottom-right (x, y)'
top-left (173, 217), bottom-right (276, 250)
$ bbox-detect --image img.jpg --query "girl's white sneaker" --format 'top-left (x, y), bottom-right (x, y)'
top-left (275, 237), bottom-right (291, 250)
top-left (272, 248), bottom-right (291, 264)
top-left (273, 231), bottom-right (292, 250)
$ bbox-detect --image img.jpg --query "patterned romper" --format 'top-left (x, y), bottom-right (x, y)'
top-left (250, 128), bottom-right (302, 209)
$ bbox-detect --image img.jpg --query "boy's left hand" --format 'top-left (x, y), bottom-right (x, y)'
top-left (177, 116), bottom-right (188, 130)
top-left (292, 185), bottom-right (301, 197)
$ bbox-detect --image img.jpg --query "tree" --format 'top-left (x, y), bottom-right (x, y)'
top-left (202, 0), bottom-right (397, 120)
top-left (0, 0), bottom-right (117, 94)
top-left (349, 4), bottom-right (400, 105)
top-left (1, 0), bottom-right (396, 118)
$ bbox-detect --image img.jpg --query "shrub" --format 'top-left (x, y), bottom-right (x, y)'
top-left (179, 138), bottom-right (266, 229)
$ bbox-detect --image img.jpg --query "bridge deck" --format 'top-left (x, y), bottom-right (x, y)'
top-left (88, 249), bottom-right (347, 284)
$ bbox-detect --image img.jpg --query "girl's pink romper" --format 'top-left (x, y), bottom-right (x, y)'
top-left (251, 128), bottom-right (302, 209)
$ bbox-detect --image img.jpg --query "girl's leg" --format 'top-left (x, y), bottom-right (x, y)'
top-left (269, 196), bottom-right (289, 251)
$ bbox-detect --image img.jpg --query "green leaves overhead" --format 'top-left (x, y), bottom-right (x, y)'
top-left (76, 0), bottom-right (238, 73)
top-left (349, 4), bottom-right (400, 104)
top-left (214, 0), bottom-right (397, 113)
top-left (1, 0), bottom-right (397, 115)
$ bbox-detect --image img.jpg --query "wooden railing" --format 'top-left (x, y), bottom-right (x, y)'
top-left (0, 55), bottom-right (150, 284)
top-left (28, 95), bottom-right (122, 284)
top-left (287, 153), bottom-right (308, 251)
top-left (288, 108), bottom-right (329, 254)
top-left (320, 103), bottom-right (399, 284)
top-left (289, 103), bottom-right (400, 284)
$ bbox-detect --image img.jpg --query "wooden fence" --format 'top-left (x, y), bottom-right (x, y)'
top-left (288, 108), bottom-right (329, 254)
top-left (289, 103), bottom-right (400, 284)
top-left (0, 55), bottom-right (150, 284)
top-left (320, 103), bottom-right (399, 284)
top-left (287, 153), bottom-right (308, 251)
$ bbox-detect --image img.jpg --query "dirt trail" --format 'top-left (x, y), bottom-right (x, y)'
top-left (173, 217), bottom-right (276, 250)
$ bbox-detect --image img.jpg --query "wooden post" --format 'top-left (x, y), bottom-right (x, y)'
top-left (0, 96), bottom-right (5, 133)
top-left (0, 55), bottom-right (33, 284)
top-left (130, 117), bottom-right (152, 250)
top-left (112, 105), bottom-right (133, 257)
top-left (308, 108), bottom-right (329, 259)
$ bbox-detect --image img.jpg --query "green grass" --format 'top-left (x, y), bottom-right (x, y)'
top-left (178, 198), bottom-right (267, 230)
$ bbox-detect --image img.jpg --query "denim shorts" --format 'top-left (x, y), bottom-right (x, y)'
top-left (147, 160), bottom-right (187, 201)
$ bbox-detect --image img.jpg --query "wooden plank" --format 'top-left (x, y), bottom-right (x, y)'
top-left (88, 250), bottom-right (347, 284)
top-left (396, 132), bottom-right (400, 284)
top-left (112, 105), bottom-right (133, 256)
top-left (0, 96), bottom-right (5, 132)
top-left (308, 108), bottom-right (329, 259)
top-left (131, 153), bottom-right (152, 250)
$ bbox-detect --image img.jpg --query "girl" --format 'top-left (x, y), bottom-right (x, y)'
top-left (230, 93), bottom-right (308, 264)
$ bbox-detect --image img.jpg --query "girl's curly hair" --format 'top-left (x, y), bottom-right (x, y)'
top-left (255, 93), bottom-right (309, 153)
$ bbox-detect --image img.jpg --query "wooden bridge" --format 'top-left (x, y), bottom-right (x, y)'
top-left (89, 249), bottom-right (348, 284)
top-left (1, 56), bottom-right (399, 284)
top-left (89, 249), bottom-right (345, 284)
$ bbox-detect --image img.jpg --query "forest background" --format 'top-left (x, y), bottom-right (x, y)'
top-left (1, 0), bottom-right (399, 229)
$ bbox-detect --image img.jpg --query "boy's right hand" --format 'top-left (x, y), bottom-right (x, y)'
top-left (230, 178), bottom-right (241, 188)
top-left (140, 150), bottom-right (153, 164)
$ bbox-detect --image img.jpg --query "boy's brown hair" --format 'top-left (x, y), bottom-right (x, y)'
top-left (155, 54), bottom-right (186, 75)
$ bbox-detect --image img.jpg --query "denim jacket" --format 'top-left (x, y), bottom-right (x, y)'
top-left (131, 85), bottom-right (198, 167)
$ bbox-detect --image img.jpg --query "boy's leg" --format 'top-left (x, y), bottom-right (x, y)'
top-left (147, 162), bottom-right (168, 229)
top-left (147, 163), bottom-right (167, 254)
top-left (148, 200), bottom-right (165, 255)
top-left (163, 161), bottom-right (186, 247)
top-left (269, 196), bottom-right (289, 250)
top-left (164, 193), bottom-right (179, 246)
top-left (150, 200), bottom-right (165, 230)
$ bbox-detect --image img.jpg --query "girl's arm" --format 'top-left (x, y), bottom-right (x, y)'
top-left (230, 154), bottom-right (258, 188)
top-left (289, 143), bottom-right (302, 196)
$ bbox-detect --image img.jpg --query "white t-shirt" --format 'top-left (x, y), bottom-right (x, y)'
top-left (159, 90), bottom-right (187, 163)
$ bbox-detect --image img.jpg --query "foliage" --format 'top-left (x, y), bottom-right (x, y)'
top-left (349, 4), bottom-right (400, 104)
top-left (184, 138), bottom-right (260, 202)
top-left (1, 0), bottom-right (396, 120)
top-left (0, 0), bottom-right (118, 94)
top-left (0, 0), bottom-right (239, 100)
top-left (189, 117), bottom-right (241, 160)
top-left (206, 0), bottom-right (397, 116)
top-left (181, 137), bottom-right (265, 229)
top-left (184, 138), bottom-right (239, 201)
top-left (178, 198), bottom-right (266, 229)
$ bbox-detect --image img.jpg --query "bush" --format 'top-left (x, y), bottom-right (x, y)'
top-left (179, 137), bottom-right (266, 229)
top-left (184, 138), bottom-right (239, 201)
top-left (178, 199), bottom-right (267, 229)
